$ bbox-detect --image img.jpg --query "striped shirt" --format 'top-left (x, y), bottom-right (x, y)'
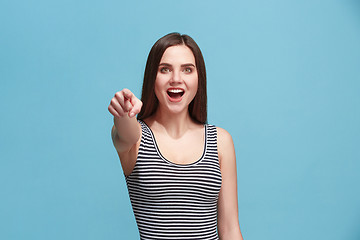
top-left (125, 120), bottom-right (222, 240)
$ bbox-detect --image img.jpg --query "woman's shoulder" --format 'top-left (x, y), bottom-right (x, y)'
top-left (214, 126), bottom-right (234, 151)
top-left (205, 123), bottom-right (232, 140)
top-left (211, 126), bottom-right (233, 140)
top-left (212, 126), bottom-right (236, 164)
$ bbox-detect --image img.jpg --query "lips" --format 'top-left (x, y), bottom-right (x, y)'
top-left (167, 88), bottom-right (184, 102)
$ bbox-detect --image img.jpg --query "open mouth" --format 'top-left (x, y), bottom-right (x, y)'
top-left (167, 88), bottom-right (184, 100)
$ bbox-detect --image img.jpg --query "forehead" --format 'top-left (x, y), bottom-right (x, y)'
top-left (160, 45), bottom-right (196, 64)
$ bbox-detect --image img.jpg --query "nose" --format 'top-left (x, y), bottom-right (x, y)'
top-left (170, 70), bottom-right (181, 84)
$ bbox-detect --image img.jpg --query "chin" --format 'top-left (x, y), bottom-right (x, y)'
top-left (164, 103), bottom-right (189, 115)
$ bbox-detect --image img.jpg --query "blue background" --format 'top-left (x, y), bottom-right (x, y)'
top-left (1, 0), bottom-right (359, 239)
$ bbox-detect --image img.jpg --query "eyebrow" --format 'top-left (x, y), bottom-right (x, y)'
top-left (159, 63), bottom-right (196, 67)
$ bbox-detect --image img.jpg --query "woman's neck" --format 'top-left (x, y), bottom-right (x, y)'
top-left (146, 107), bottom-right (196, 139)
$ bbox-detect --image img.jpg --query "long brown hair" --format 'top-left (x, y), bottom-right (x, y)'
top-left (137, 32), bottom-right (207, 124)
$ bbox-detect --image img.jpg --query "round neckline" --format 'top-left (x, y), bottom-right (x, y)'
top-left (139, 120), bottom-right (207, 166)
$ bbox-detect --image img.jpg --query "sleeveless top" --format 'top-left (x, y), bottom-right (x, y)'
top-left (125, 120), bottom-right (222, 240)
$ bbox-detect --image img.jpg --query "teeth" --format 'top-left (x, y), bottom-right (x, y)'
top-left (168, 89), bottom-right (184, 93)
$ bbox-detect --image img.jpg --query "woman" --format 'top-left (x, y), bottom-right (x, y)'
top-left (108, 33), bottom-right (243, 240)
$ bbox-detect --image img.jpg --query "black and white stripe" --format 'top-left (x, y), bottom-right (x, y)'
top-left (126, 120), bottom-right (222, 240)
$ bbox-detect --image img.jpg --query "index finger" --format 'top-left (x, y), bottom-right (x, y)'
top-left (123, 89), bottom-right (140, 106)
top-left (122, 88), bottom-right (134, 100)
top-left (129, 99), bottom-right (143, 118)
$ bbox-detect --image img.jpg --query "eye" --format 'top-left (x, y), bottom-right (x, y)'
top-left (160, 67), bottom-right (170, 73)
top-left (183, 67), bottom-right (192, 73)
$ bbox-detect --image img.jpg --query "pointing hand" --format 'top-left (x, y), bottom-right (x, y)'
top-left (108, 88), bottom-right (143, 118)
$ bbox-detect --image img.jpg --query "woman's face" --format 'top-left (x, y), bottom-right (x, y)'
top-left (154, 45), bottom-right (198, 115)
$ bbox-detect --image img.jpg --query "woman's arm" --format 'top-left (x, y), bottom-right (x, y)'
top-left (217, 127), bottom-right (244, 240)
top-left (108, 88), bottom-right (143, 176)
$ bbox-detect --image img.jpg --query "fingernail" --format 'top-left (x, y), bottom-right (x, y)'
top-left (129, 112), bottom-right (135, 118)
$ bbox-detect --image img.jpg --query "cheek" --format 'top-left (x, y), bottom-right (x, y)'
top-left (154, 76), bottom-right (165, 99)
top-left (154, 82), bottom-right (160, 99)
top-left (190, 77), bottom-right (199, 95)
